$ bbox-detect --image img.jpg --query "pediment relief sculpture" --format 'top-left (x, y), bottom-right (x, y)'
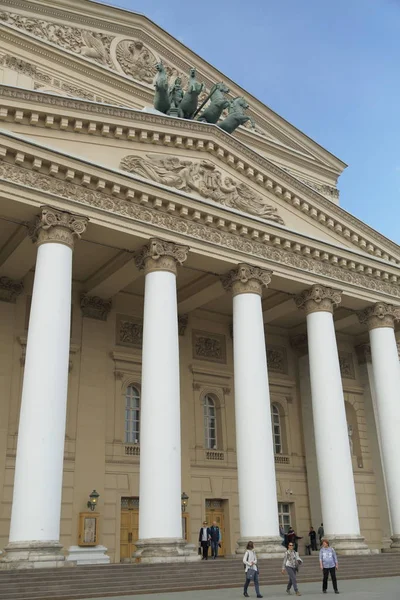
top-left (114, 39), bottom-right (157, 83)
top-left (119, 154), bottom-right (284, 224)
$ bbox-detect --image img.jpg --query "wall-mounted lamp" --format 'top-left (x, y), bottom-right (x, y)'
top-left (285, 488), bottom-right (293, 496)
top-left (87, 489), bottom-right (100, 511)
top-left (181, 492), bottom-right (189, 513)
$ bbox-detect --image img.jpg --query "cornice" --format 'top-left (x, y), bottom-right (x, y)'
top-left (0, 84), bottom-right (399, 263)
top-left (0, 0), bottom-right (346, 173)
top-left (1, 135), bottom-right (400, 302)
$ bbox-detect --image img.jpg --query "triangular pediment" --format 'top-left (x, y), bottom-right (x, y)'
top-left (0, 0), bottom-right (345, 189)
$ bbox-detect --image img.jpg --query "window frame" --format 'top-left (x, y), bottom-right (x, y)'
top-left (271, 403), bottom-right (282, 455)
top-left (203, 393), bottom-right (218, 450)
top-left (124, 384), bottom-right (140, 445)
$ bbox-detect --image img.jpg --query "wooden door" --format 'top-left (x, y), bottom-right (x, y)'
top-left (206, 500), bottom-right (225, 556)
top-left (120, 500), bottom-right (139, 562)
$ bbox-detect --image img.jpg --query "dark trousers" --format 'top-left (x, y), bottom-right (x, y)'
top-left (323, 567), bottom-right (338, 592)
top-left (244, 571), bottom-right (261, 596)
top-left (311, 540), bottom-right (318, 551)
top-left (210, 540), bottom-right (219, 558)
top-left (200, 541), bottom-right (209, 559)
top-left (286, 566), bottom-right (298, 592)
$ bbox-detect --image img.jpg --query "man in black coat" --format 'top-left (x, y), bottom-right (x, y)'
top-left (198, 520), bottom-right (210, 560)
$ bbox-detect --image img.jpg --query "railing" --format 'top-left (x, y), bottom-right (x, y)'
top-left (125, 445), bottom-right (140, 456)
top-left (274, 454), bottom-right (290, 465)
top-left (205, 450), bottom-right (225, 461)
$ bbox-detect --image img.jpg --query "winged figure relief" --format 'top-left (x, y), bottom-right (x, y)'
top-left (120, 155), bottom-right (285, 225)
top-left (81, 30), bottom-right (109, 64)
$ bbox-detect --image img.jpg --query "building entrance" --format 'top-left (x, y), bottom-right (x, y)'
top-left (120, 497), bottom-right (139, 562)
top-left (206, 499), bottom-right (226, 556)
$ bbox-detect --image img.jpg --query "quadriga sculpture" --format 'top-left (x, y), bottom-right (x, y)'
top-left (153, 61), bottom-right (170, 114)
top-left (218, 97), bottom-right (255, 134)
top-left (197, 82), bottom-right (230, 124)
top-left (179, 67), bottom-right (205, 119)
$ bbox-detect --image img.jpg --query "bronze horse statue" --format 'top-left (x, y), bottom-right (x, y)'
top-left (197, 82), bottom-right (230, 124)
top-left (153, 61), bottom-right (170, 114)
top-left (218, 97), bottom-right (255, 134)
top-left (180, 67), bottom-right (205, 119)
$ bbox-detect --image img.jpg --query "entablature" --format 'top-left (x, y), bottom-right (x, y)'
top-left (1, 130), bottom-right (400, 305)
top-left (0, 85), bottom-right (399, 265)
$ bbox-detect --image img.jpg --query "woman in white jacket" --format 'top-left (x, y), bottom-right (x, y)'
top-left (243, 541), bottom-right (263, 598)
top-left (281, 541), bottom-right (302, 596)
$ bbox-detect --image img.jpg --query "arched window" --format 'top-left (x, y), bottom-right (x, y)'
top-left (271, 403), bottom-right (282, 454)
top-left (125, 385), bottom-right (140, 444)
top-left (204, 394), bottom-right (217, 449)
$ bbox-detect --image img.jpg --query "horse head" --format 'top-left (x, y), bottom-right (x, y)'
top-left (216, 82), bottom-right (230, 95)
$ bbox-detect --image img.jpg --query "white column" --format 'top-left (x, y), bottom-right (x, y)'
top-left (295, 285), bottom-right (369, 554)
top-left (222, 264), bottom-right (282, 558)
top-left (1, 208), bottom-right (87, 569)
top-left (134, 239), bottom-right (197, 563)
top-left (359, 304), bottom-right (400, 551)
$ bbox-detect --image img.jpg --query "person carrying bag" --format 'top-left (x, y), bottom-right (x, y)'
top-left (243, 541), bottom-right (263, 598)
top-left (281, 541), bottom-right (303, 596)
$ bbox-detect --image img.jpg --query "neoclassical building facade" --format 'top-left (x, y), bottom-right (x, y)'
top-left (0, 0), bottom-right (399, 569)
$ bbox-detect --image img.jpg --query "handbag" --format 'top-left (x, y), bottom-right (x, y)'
top-left (246, 568), bottom-right (256, 581)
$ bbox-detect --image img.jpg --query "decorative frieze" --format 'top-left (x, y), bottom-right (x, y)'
top-left (135, 238), bottom-right (189, 276)
top-left (116, 314), bottom-right (143, 349)
top-left (358, 302), bottom-right (400, 330)
top-left (80, 294), bottom-right (112, 321)
top-left (0, 276), bottom-right (23, 303)
top-left (30, 206), bottom-right (88, 249)
top-left (120, 155), bottom-right (284, 224)
top-left (178, 314), bottom-right (188, 336)
top-left (0, 160), bottom-right (400, 300)
top-left (295, 285), bottom-right (342, 315)
top-left (192, 330), bottom-right (227, 364)
top-left (266, 345), bottom-right (288, 375)
top-left (221, 263), bottom-right (272, 297)
top-left (338, 352), bottom-right (355, 379)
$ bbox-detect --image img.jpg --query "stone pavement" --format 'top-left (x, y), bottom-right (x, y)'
top-left (87, 575), bottom-right (400, 600)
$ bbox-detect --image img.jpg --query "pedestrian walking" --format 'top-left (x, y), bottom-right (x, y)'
top-left (243, 541), bottom-right (263, 598)
top-left (198, 520), bottom-right (210, 560)
top-left (281, 541), bottom-right (302, 596)
top-left (319, 539), bottom-right (339, 594)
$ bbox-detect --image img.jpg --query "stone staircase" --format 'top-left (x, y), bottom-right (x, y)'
top-left (1, 554), bottom-right (400, 600)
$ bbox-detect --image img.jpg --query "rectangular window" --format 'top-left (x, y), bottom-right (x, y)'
top-left (278, 502), bottom-right (291, 533)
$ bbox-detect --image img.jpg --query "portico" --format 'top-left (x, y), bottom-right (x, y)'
top-left (0, 0), bottom-right (399, 570)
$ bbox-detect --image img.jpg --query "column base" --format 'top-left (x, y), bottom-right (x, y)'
top-left (0, 540), bottom-right (66, 570)
top-left (382, 535), bottom-right (400, 553)
top-left (327, 534), bottom-right (371, 555)
top-left (133, 538), bottom-right (200, 563)
top-left (66, 545), bottom-right (110, 565)
top-left (236, 536), bottom-right (284, 559)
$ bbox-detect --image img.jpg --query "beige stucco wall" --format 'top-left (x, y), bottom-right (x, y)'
top-left (0, 278), bottom-right (388, 562)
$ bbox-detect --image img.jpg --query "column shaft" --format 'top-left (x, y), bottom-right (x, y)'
top-left (139, 270), bottom-right (182, 539)
top-left (223, 263), bottom-right (282, 558)
top-left (369, 326), bottom-right (400, 546)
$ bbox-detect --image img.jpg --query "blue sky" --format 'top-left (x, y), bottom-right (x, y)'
top-left (101, 0), bottom-right (400, 243)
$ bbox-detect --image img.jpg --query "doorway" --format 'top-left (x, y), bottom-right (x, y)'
top-left (120, 497), bottom-right (139, 562)
top-left (206, 499), bottom-right (226, 556)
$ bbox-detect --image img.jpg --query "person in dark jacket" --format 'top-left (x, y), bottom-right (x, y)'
top-left (287, 527), bottom-right (302, 552)
top-left (309, 526), bottom-right (318, 551)
top-left (198, 521), bottom-right (210, 560)
top-left (209, 521), bottom-right (221, 559)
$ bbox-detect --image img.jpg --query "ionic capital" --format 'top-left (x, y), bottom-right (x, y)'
top-left (0, 276), bottom-right (24, 304)
top-left (221, 263), bottom-right (272, 297)
top-left (295, 284), bottom-right (342, 315)
top-left (135, 238), bottom-right (189, 276)
top-left (357, 302), bottom-right (400, 330)
top-left (30, 207), bottom-right (88, 250)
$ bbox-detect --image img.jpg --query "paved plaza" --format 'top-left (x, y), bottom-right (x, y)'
top-left (87, 575), bottom-right (400, 600)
